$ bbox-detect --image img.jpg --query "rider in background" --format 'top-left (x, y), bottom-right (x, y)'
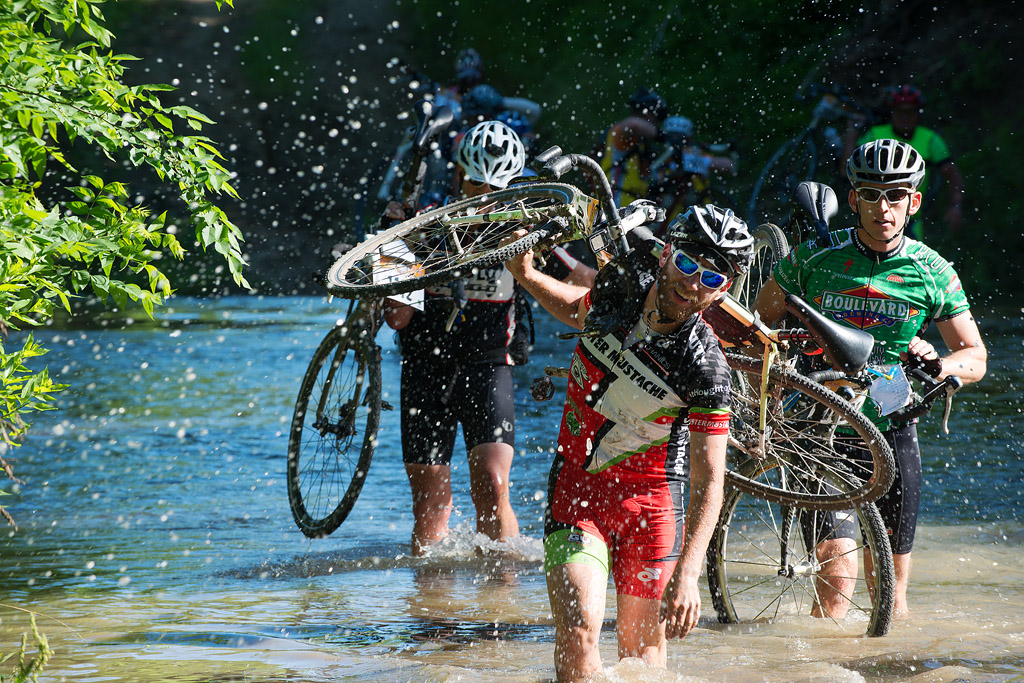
top-left (842, 85), bottom-right (964, 235)
top-left (383, 120), bottom-right (588, 554)
top-left (461, 83), bottom-right (542, 129)
top-left (599, 87), bottom-right (669, 207)
top-left (648, 115), bottom-right (737, 227)
top-left (383, 120), bottom-right (525, 555)
top-left (753, 139), bottom-right (986, 617)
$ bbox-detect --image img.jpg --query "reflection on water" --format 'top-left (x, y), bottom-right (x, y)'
top-left (0, 297), bottom-right (1021, 682)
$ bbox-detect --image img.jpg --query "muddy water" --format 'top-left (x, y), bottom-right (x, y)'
top-left (0, 296), bottom-right (1021, 682)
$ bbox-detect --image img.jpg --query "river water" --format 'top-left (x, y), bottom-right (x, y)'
top-left (1, 296), bottom-right (1021, 682)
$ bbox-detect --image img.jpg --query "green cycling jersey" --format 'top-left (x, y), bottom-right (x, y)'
top-left (774, 227), bottom-right (970, 429)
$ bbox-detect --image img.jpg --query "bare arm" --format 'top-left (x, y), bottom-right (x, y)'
top-left (563, 262), bottom-right (597, 289)
top-left (903, 312), bottom-right (987, 385)
top-left (500, 96), bottom-right (542, 125)
top-left (707, 154), bottom-right (736, 175)
top-left (660, 430), bottom-right (727, 638)
top-left (505, 232), bottom-right (589, 329)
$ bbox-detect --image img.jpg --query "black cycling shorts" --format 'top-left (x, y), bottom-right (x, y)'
top-left (400, 358), bottom-right (516, 466)
top-left (802, 423), bottom-right (922, 554)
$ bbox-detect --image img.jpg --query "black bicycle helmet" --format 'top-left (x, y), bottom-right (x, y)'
top-left (846, 138), bottom-right (926, 188)
top-left (455, 48), bottom-right (483, 76)
top-left (454, 48), bottom-right (483, 91)
top-left (665, 204), bottom-right (754, 275)
top-left (628, 87), bottom-right (668, 121)
top-left (461, 84), bottom-right (503, 122)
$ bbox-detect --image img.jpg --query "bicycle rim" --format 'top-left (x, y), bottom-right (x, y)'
top-left (287, 325), bottom-right (380, 538)
top-left (724, 352), bottom-right (894, 510)
top-left (324, 183), bottom-right (596, 298)
top-left (707, 460), bottom-right (895, 636)
top-left (748, 137), bottom-right (816, 228)
top-left (728, 223), bottom-right (789, 310)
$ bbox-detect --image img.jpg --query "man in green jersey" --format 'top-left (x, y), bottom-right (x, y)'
top-left (843, 85), bottom-right (965, 236)
top-left (753, 138), bottom-right (987, 617)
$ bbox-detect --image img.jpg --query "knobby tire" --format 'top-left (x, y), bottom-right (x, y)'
top-left (707, 458), bottom-right (895, 637)
top-left (724, 352), bottom-right (895, 510)
top-left (325, 183), bottom-right (586, 298)
top-left (287, 324), bottom-right (381, 538)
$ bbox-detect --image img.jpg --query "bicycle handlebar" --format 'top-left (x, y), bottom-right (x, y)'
top-left (539, 151), bottom-right (630, 258)
top-left (806, 350), bottom-right (963, 434)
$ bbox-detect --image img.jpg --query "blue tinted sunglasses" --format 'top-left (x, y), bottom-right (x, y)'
top-left (672, 250), bottom-right (730, 289)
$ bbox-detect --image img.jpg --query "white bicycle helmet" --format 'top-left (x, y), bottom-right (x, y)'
top-left (846, 138), bottom-right (926, 188)
top-left (457, 120), bottom-right (525, 189)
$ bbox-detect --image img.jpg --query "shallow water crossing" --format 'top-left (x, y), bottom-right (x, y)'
top-left (1, 297), bottom-right (1021, 682)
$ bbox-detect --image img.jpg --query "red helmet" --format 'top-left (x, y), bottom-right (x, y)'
top-left (888, 84), bottom-right (925, 109)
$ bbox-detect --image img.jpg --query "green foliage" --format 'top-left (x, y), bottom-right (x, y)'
top-left (405, 2), bottom-right (864, 158)
top-left (0, 0), bottom-right (241, 520)
top-left (0, 615), bottom-right (51, 683)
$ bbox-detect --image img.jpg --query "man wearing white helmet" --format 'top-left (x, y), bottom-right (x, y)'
top-left (384, 120), bottom-right (588, 555)
top-left (754, 138), bottom-right (987, 617)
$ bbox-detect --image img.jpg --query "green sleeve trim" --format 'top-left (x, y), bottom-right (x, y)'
top-left (589, 436), bottom-right (670, 473)
top-left (689, 406), bottom-right (729, 416)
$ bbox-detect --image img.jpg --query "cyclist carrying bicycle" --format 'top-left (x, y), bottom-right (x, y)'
top-left (382, 120), bottom-right (589, 556)
top-left (506, 206), bottom-right (752, 680)
top-left (752, 138), bottom-right (987, 617)
top-left (598, 88), bottom-right (669, 207)
top-left (648, 115), bottom-right (737, 227)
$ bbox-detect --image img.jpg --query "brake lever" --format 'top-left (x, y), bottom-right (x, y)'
top-left (939, 376), bottom-right (963, 435)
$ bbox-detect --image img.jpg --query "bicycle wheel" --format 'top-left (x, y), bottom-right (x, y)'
top-left (324, 182), bottom-right (597, 298)
top-left (707, 459), bottom-right (895, 637)
top-left (728, 223), bottom-right (789, 310)
top-left (748, 136), bottom-right (817, 229)
top-left (287, 324), bottom-right (381, 538)
top-left (724, 351), bottom-right (894, 510)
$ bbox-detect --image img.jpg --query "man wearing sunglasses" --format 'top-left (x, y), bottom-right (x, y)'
top-left (753, 138), bottom-right (987, 618)
top-left (507, 204), bottom-right (752, 681)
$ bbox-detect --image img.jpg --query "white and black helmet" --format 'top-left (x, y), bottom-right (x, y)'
top-left (666, 204), bottom-right (754, 275)
top-left (457, 120), bottom-right (525, 189)
top-left (846, 138), bottom-right (926, 188)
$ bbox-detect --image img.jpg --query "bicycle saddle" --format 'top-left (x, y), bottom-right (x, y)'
top-left (794, 182), bottom-right (838, 241)
top-left (412, 100), bottom-right (454, 153)
top-left (784, 294), bottom-right (874, 373)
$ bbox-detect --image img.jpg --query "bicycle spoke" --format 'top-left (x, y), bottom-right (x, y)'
top-left (341, 194), bottom-right (564, 287)
top-left (288, 328), bottom-right (380, 537)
